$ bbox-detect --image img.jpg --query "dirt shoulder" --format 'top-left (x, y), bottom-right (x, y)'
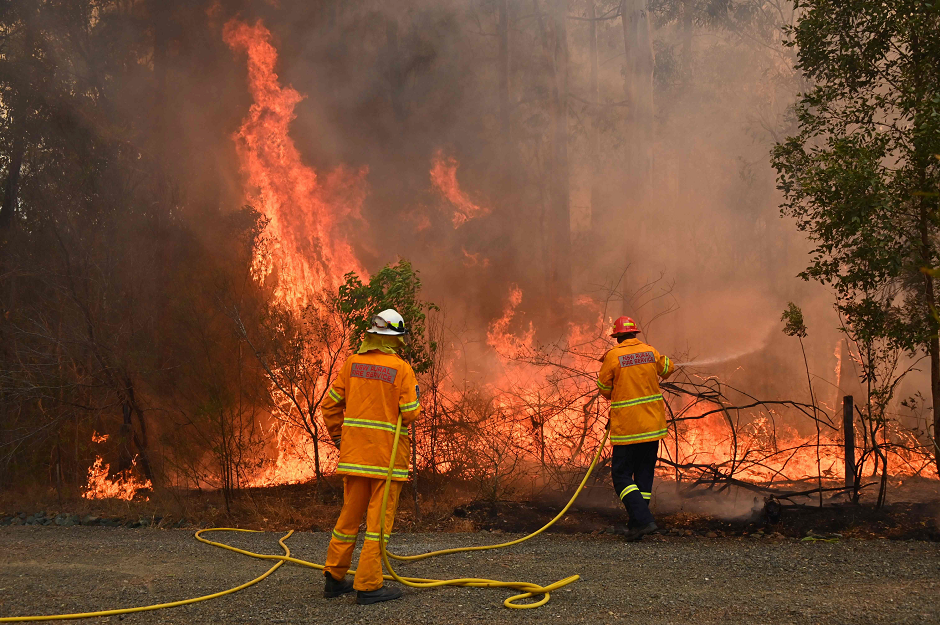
top-left (0, 526), bottom-right (937, 625)
top-left (7, 482), bottom-right (940, 542)
top-left (455, 498), bottom-right (940, 541)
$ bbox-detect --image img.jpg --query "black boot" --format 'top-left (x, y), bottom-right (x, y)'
top-left (323, 572), bottom-right (355, 598)
top-left (624, 521), bottom-right (658, 542)
top-left (615, 519), bottom-right (640, 536)
top-left (356, 585), bottom-right (403, 605)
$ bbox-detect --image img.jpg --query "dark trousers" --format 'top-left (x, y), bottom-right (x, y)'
top-left (611, 440), bottom-right (659, 526)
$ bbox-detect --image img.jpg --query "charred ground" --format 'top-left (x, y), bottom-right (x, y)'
top-left (4, 478), bottom-right (938, 542)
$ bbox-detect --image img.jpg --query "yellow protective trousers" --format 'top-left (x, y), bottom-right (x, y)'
top-left (324, 475), bottom-right (403, 591)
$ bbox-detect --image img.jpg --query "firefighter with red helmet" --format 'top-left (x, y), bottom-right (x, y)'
top-left (596, 316), bottom-right (677, 541)
top-left (320, 309), bottom-right (420, 604)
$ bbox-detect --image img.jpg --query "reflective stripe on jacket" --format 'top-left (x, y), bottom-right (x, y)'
top-left (596, 338), bottom-right (675, 445)
top-left (321, 350), bottom-right (421, 481)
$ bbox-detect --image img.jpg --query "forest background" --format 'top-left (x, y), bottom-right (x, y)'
top-left (0, 0), bottom-right (936, 524)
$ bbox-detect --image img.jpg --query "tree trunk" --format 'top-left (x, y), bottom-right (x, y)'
top-left (310, 412), bottom-right (324, 485)
top-left (931, 335), bottom-right (940, 478)
top-left (798, 338), bottom-right (823, 507)
top-left (911, 31), bottom-right (939, 479)
top-left (220, 409), bottom-right (232, 513)
top-left (150, 0), bottom-right (171, 163)
top-left (588, 2), bottom-right (602, 233)
top-left (620, 0), bottom-right (654, 313)
top-left (498, 0), bottom-right (511, 140)
top-left (548, 0), bottom-right (572, 322)
top-left (681, 0), bottom-right (693, 72)
top-left (118, 402), bottom-right (135, 474)
top-left (124, 382), bottom-right (155, 482)
top-left (922, 215), bottom-right (940, 478)
top-left (0, 128), bottom-right (26, 230)
top-left (0, 12), bottom-right (35, 230)
top-left (430, 382), bottom-right (439, 507)
top-left (621, 0), bottom-right (654, 188)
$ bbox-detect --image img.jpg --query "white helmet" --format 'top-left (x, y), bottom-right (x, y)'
top-left (367, 309), bottom-right (408, 335)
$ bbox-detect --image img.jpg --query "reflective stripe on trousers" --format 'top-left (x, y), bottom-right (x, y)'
top-left (331, 528), bottom-right (357, 543)
top-left (619, 485), bottom-right (652, 501)
top-left (325, 475), bottom-right (403, 591)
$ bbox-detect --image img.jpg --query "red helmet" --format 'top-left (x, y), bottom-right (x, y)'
top-left (610, 316), bottom-right (640, 337)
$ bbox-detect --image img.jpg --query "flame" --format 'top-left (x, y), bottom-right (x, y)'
top-left (246, 421), bottom-right (339, 487)
top-left (481, 287), bottom-right (937, 484)
top-left (83, 456), bottom-right (152, 501)
top-left (667, 397), bottom-right (937, 482)
top-left (224, 20), bottom-right (374, 487)
top-left (430, 149), bottom-right (491, 228)
top-left (91, 431), bottom-right (109, 444)
top-left (487, 285), bottom-right (535, 360)
top-left (223, 19), bottom-right (366, 308)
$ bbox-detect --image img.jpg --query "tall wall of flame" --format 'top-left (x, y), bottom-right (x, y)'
top-left (223, 19), bottom-right (367, 305)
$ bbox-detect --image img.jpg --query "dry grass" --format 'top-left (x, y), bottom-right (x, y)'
top-left (0, 479), bottom-right (482, 533)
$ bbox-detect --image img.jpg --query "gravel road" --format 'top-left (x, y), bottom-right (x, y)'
top-left (0, 527), bottom-right (937, 624)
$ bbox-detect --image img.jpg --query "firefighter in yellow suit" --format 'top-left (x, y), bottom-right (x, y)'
top-left (320, 309), bottom-right (420, 605)
top-left (596, 316), bottom-right (677, 541)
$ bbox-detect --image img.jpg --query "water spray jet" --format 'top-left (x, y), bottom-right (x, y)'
top-left (674, 335), bottom-right (772, 368)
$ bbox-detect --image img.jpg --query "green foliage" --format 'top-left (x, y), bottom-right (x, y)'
top-left (773, 1), bottom-right (940, 481)
top-left (772, 0), bottom-right (940, 353)
top-left (781, 302), bottom-right (808, 338)
top-left (337, 259), bottom-right (438, 374)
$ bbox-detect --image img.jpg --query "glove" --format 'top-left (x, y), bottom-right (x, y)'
top-left (331, 435), bottom-right (342, 450)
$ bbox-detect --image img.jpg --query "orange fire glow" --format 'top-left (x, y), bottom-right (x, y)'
top-left (666, 397), bottom-right (937, 482)
top-left (246, 421), bottom-right (339, 487)
top-left (482, 287), bottom-right (937, 484)
top-left (83, 456), bottom-right (152, 501)
top-left (487, 285), bottom-right (535, 360)
top-left (224, 19), bottom-right (371, 486)
top-left (223, 19), bottom-right (366, 309)
top-left (430, 149), bottom-right (491, 228)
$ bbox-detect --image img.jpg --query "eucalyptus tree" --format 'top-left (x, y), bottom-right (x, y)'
top-left (773, 0), bottom-right (940, 475)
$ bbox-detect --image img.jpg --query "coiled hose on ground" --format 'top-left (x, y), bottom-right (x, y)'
top-left (0, 418), bottom-right (609, 620)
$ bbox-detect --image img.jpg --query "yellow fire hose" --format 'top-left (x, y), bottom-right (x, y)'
top-left (377, 416), bottom-right (609, 608)
top-left (0, 418), bottom-right (609, 620)
top-left (0, 530), bottom-right (296, 622)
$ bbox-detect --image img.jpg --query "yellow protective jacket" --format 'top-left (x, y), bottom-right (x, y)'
top-left (322, 350), bottom-right (421, 481)
top-left (596, 338), bottom-right (675, 445)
